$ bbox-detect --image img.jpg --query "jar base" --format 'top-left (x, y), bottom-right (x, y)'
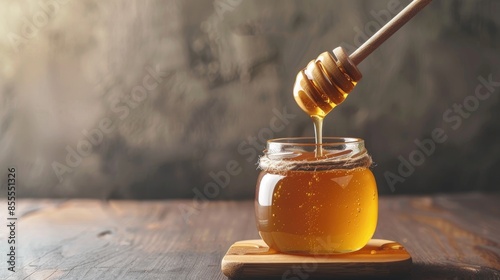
top-left (259, 231), bottom-right (373, 255)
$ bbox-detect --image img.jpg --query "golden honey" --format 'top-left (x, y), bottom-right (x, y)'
top-left (255, 139), bottom-right (377, 254)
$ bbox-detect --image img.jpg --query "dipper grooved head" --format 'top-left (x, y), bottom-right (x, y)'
top-left (293, 47), bottom-right (362, 118)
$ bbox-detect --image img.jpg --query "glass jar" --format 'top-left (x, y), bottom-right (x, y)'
top-left (255, 137), bottom-right (378, 254)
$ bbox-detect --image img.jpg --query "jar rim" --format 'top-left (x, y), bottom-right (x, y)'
top-left (267, 137), bottom-right (364, 147)
top-left (261, 137), bottom-right (371, 172)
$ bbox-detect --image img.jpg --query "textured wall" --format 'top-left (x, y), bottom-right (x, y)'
top-left (1, 0), bottom-right (499, 199)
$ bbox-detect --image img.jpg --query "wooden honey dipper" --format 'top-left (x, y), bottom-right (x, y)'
top-left (294, 0), bottom-right (433, 119)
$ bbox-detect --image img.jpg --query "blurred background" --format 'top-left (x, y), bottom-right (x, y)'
top-left (0, 0), bottom-right (499, 199)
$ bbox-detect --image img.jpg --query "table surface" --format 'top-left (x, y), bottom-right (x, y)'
top-left (1, 193), bottom-right (499, 280)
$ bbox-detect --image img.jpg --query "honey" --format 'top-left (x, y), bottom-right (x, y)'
top-left (256, 138), bottom-right (377, 254)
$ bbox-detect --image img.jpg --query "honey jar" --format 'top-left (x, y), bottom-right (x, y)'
top-left (255, 137), bottom-right (377, 254)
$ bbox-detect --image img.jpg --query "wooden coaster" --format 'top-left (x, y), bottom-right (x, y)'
top-left (221, 239), bottom-right (411, 279)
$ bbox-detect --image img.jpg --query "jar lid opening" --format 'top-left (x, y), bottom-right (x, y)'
top-left (259, 137), bottom-right (372, 172)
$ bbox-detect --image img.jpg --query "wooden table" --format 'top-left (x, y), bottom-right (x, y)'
top-left (1, 193), bottom-right (499, 279)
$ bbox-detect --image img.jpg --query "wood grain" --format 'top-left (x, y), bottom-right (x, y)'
top-left (0, 193), bottom-right (499, 279)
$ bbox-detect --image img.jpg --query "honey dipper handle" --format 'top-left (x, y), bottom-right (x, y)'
top-left (349, 0), bottom-right (432, 65)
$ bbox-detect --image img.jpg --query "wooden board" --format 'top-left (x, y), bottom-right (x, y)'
top-left (222, 239), bottom-right (411, 279)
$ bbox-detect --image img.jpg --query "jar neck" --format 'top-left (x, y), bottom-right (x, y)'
top-left (259, 137), bottom-right (371, 172)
